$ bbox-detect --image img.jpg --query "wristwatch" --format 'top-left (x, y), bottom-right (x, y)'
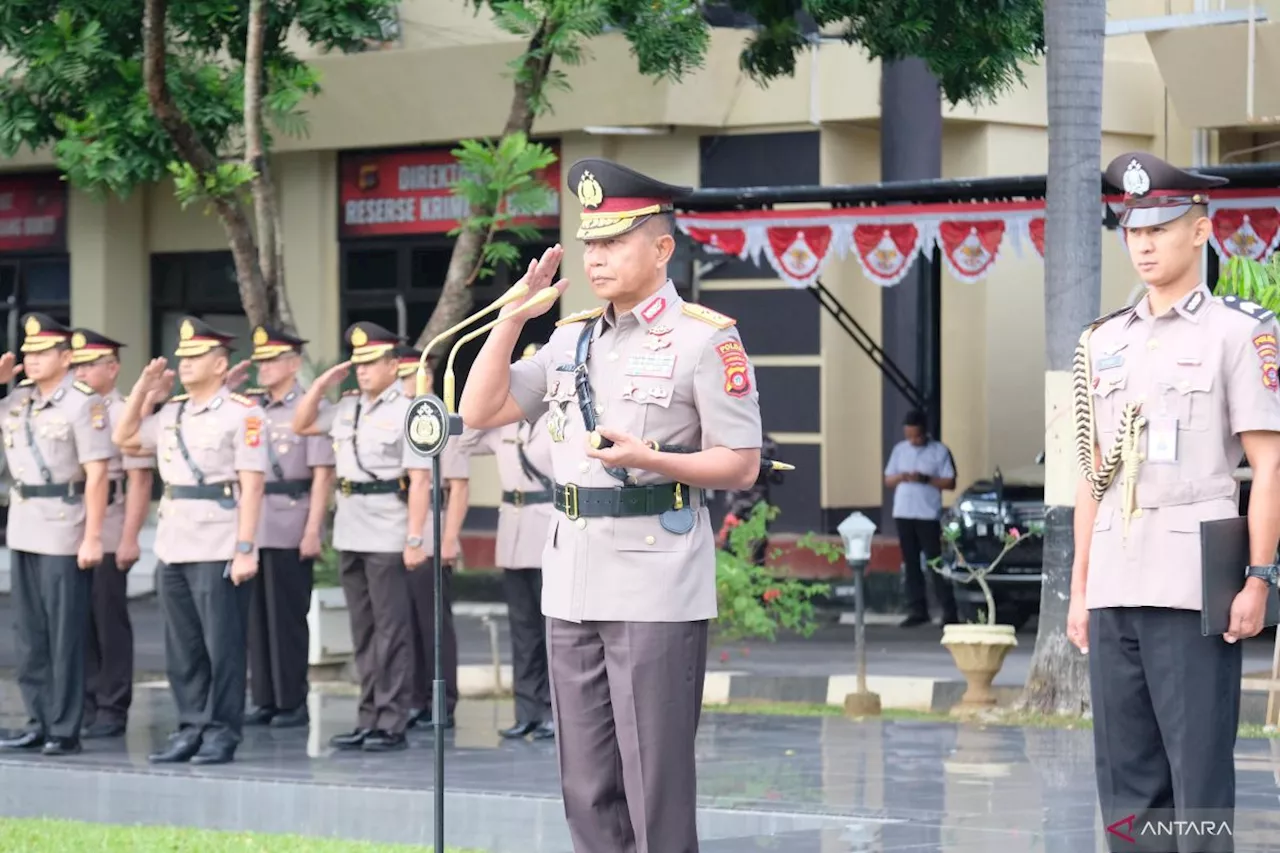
top-left (407, 536), bottom-right (424, 548)
top-left (1245, 564), bottom-right (1280, 586)
top-left (235, 540), bottom-right (254, 555)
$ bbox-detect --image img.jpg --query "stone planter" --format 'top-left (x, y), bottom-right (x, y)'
top-left (308, 587), bottom-right (354, 668)
top-left (940, 623), bottom-right (1017, 715)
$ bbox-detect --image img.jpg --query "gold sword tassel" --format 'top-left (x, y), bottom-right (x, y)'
top-left (1118, 404), bottom-right (1146, 539)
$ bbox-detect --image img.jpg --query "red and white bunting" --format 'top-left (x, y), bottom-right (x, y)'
top-left (676, 190), bottom-right (1280, 288)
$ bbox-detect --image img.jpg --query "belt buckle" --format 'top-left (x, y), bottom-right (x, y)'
top-left (512, 490), bottom-right (525, 508)
top-left (163, 484), bottom-right (172, 500)
top-left (563, 484), bottom-right (579, 521)
top-left (340, 479), bottom-right (352, 497)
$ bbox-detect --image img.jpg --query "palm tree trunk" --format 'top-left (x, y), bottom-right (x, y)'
top-left (1019, 0), bottom-right (1106, 715)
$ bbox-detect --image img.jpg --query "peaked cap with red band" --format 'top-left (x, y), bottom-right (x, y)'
top-left (174, 315), bottom-right (236, 359)
top-left (1105, 151), bottom-right (1227, 229)
top-left (566, 158), bottom-right (692, 241)
top-left (250, 324), bottom-right (308, 362)
top-left (70, 327), bottom-right (126, 365)
top-left (394, 343), bottom-right (424, 378)
top-left (19, 313), bottom-right (72, 354)
top-left (345, 321), bottom-right (401, 365)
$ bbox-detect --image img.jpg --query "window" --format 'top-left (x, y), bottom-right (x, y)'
top-left (0, 257), bottom-right (72, 354)
top-left (150, 252), bottom-right (247, 365)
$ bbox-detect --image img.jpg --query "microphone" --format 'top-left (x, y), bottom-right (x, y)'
top-left (414, 280), bottom-right (532, 399)
top-left (443, 287), bottom-right (561, 413)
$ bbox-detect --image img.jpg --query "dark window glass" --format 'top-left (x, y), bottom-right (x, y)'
top-left (410, 247), bottom-right (452, 291)
top-left (24, 260), bottom-right (70, 304)
top-left (346, 249), bottom-right (400, 291)
top-left (153, 256), bottom-right (184, 304)
top-left (0, 264), bottom-right (16, 304)
top-left (190, 254), bottom-right (239, 306)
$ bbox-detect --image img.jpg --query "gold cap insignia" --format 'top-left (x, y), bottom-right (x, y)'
top-left (577, 171), bottom-right (603, 209)
top-left (71, 332), bottom-right (86, 350)
top-left (180, 319), bottom-right (195, 340)
top-left (253, 326), bottom-right (268, 346)
top-left (24, 316), bottom-right (40, 336)
top-left (351, 327), bottom-right (369, 347)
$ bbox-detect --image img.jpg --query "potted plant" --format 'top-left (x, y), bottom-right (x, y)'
top-left (927, 520), bottom-right (1043, 716)
top-left (307, 531), bottom-right (355, 671)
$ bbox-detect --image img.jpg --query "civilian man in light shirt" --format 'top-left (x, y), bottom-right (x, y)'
top-left (884, 409), bottom-right (958, 627)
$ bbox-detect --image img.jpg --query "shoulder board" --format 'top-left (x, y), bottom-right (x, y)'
top-left (229, 392), bottom-right (256, 408)
top-left (682, 303), bottom-right (736, 329)
top-left (343, 389), bottom-right (360, 397)
top-left (73, 380), bottom-right (95, 396)
top-left (243, 387), bottom-right (266, 396)
top-left (1218, 295), bottom-right (1276, 323)
top-left (170, 394), bottom-right (189, 403)
top-left (17, 378), bottom-right (32, 387)
top-left (1083, 304), bottom-right (1135, 333)
top-left (555, 307), bottom-right (605, 327)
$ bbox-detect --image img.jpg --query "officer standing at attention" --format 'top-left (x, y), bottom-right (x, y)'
top-left (1070, 152), bottom-right (1280, 848)
top-left (453, 342), bottom-right (556, 741)
top-left (70, 329), bottom-right (156, 740)
top-left (292, 323), bottom-right (432, 752)
top-left (113, 317), bottom-right (267, 766)
top-left (460, 160), bottom-right (763, 853)
top-left (241, 325), bottom-right (336, 729)
top-left (0, 315), bottom-right (113, 757)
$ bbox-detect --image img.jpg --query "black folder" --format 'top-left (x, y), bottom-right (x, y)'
top-left (1200, 516), bottom-right (1280, 636)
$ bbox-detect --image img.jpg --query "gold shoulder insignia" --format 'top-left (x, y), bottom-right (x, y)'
top-left (170, 394), bottom-right (190, 403)
top-left (229, 392), bottom-right (256, 408)
top-left (1219, 295), bottom-right (1277, 323)
top-left (244, 387), bottom-right (266, 396)
top-left (682, 303), bottom-right (736, 329)
top-left (17, 378), bottom-right (32, 387)
top-left (73, 380), bottom-right (95, 396)
top-left (555, 307), bottom-right (605, 327)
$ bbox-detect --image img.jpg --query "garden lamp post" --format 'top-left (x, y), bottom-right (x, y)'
top-left (838, 512), bottom-right (881, 716)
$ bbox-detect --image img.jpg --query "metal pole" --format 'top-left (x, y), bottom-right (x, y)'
top-left (854, 559), bottom-right (868, 695)
top-left (431, 459), bottom-right (445, 851)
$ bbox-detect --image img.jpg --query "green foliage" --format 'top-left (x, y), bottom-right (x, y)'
top-left (928, 519), bottom-right (1044, 625)
top-left (0, 0), bottom-right (397, 201)
top-left (1215, 253), bottom-right (1280, 314)
top-left (714, 502), bottom-right (829, 643)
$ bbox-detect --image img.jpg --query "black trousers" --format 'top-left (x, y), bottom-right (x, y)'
top-left (84, 553), bottom-right (133, 727)
top-left (247, 548), bottom-right (313, 712)
top-left (895, 517), bottom-right (956, 620)
top-left (408, 561), bottom-right (458, 717)
top-left (12, 551), bottom-right (91, 739)
top-left (340, 551), bottom-right (414, 734)
top-left (1090, 607), bottom-right (1241, 853)
top-left (504, 569), bottom-right (550, 723)
top-left (159, 561), bottom-right (253, 748)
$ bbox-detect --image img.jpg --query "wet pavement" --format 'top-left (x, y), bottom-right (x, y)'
top-left (1, 683), bottom-right (1280, 851)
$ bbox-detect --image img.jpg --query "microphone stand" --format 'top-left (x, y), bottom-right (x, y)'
top-left (404, 284), bottom-right (561, 853)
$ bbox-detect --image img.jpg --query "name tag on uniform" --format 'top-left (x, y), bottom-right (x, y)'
top-left (1147, 416), bottom-right (1178, 463)
top-left (1096, 355), bottom-right (1124, 371)
top-left (626, 353), bottom-right (676, 379)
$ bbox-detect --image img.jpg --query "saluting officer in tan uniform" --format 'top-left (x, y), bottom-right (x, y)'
top-left (70, 329), bottom-right (156, 740)
top-left (0, 315), bottom-right (113, 757)
top-left (1071, 152), bottom-right (1280, 849)
top-left (394, 343), bottom-right (464, 729)
top-left (460, 160), bottom-right (763, 853)
top-left (454, 342), bottom-right (556, 741)
top-left (240, 325), bottom-right (335, 729)
top-left (293, 323), bottom-right (432, 752)
top-left (114, 317), bottom-right (267, 766)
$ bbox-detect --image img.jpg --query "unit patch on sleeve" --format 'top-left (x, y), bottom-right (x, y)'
top-left (244, 416), bottom-right (263, 448)
top-left (716, 340), bottom-right (751, 398)
top-left (90, 402), bottom-right (106, 430)
top-left (1254, 333), bottom-right (1279, 392)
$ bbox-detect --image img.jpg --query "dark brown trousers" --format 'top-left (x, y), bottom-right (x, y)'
top-left (339, 551), bottom-right (413, 735)
top-left (407, 561), bottom-right (458, 717)
top-left (84, 553), bottom-right (133, 727)
top-left (247, 548), bottom-right (313, 712)
top-left (548, 618), bottom-right (709, 853)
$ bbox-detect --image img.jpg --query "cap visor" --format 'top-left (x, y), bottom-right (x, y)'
top-left (350, 346), bottom-right (395, 365)
top-left (20, 339), bottom-right (62, 353)
top-left (1121, 204), bottom-right (1193, 228)
top-left (70, 350), bottom-right (109, 365)
top-left (578, 214), bottom-right (651, 241)
top-left (174, 344), bottom-right (220, 358)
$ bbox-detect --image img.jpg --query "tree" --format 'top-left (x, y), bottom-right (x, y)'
top-left (1018, 0), bottom-right (1107, 716)
top-left (0, 0), bottom-right (397, 331)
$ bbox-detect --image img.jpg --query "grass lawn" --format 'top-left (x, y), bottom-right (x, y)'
top-left (0, 818), bottom-right (485, 853)
top-left (704, 701), bottom-right (1280, 739)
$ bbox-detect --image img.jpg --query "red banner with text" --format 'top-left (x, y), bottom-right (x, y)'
top-left (339, 145), bottom-right (562, 239)
top-left (0, 173), bottom-right (66, 253)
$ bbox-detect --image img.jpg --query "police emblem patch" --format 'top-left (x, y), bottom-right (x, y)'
top-left (1123, 159), bottom-right (1151, 196)
top-left (717, 340), bottom-right (751, 398)
top-left (244, 416), bottom-right (263, 447)
top-left (1255, 333), bottom-right (1279, 391)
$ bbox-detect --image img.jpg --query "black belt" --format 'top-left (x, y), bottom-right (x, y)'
top-left (338, 477), bottom-right (406, 497)
top-left (553, 483), bottom-right (694, 520)
top-left (164, 483), bottom-right (236, 501)
top-left (502, 489), bottom-right (553, 507)
top-left (14, 481), bottom-right (85, 499)
top-left (265, 479), bottom-right (311, 498)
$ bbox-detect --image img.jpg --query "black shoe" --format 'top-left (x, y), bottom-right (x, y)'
top-left (329, 728), bottom-right (372, 750)
top-left (899, 614), bottom-right (931, 628)
top-left (269, 706), bottom-right (309, 729)
top-left (149, 732), bottom-right (202, 764)
top-left (41, 737), bottom-right (81, 756)
top-left (189, 743), bottom-right (236, 766)
top-left (499, 720), bottom-right (538, 739)
top-left (362, 730), bottom-right (408, 752)
top-left (531, 720), bottom-right (556, 741)
top-left (0, 730), bottom-right (46, 750)
top-left (243, 706), bottom-right (277, 726)
top-left (82, 720), bottom-right (126, 739)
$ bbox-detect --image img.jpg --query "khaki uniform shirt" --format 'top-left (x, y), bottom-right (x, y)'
top-left (1086, 284), bottom-right (1280, 611)
top-left (508, 280), bottom-right (763, 622)
top-left (138, 390), bottom-right (268, 565)
top-left (251, 384), bottom-right (336, 550)
top-left (1, 375), bottom-right (115, 556)
top-left (313, 385), bottom-right (431, 554)
top-left (103, 389), bottom-right (156, 554)
top-left (455, 415), bottom-right (555, 570)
